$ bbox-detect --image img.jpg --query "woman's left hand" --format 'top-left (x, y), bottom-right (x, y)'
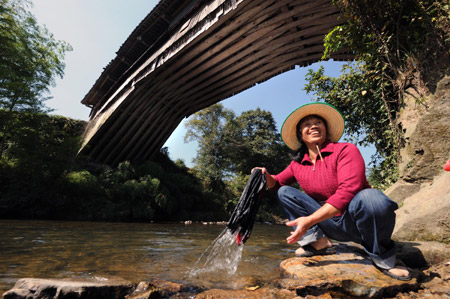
top-left (285, 217), bottom-right (312, 244)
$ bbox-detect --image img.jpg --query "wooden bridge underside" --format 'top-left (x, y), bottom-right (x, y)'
top-left (80, 0), bottom-right (352, 165)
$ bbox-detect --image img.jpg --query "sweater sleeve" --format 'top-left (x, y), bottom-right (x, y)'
top-left (273, 161), bottom-right (298, 188)
top-left (325, 144), bottom-right (368, 211)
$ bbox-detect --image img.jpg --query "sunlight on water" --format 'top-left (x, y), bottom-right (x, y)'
top-left (0, 220), bottom-right (292, 293)
top-left (189, 228), bottom-right (243, 276)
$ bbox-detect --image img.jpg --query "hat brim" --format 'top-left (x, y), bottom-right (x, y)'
top-left (281, 102), bottom-right (345, 151)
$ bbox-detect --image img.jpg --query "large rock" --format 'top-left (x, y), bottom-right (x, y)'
top-left (397, 76), bottom-right (450, 183)
top-left (195, 287), bottom-right (297, 299)
top-left (125, 279), bottom-right (200, 299)
top-left (384, 76), bottom-right (450, 244)
top-left (2, 278), bottom-right (134, 299)
top-left (419, 261), bottom-right (450, 297)
top-left (395, 261), bottom-right (450, 298)
top-left (396, 241), bottom-right (450, 267)
top-left (278, 244), bottom-right (420, 298)
top-left (392, 171), bottom-right (450, 243)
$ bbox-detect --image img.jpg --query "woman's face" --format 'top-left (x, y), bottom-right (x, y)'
top-left (298, 115), bottom-right (327, 147)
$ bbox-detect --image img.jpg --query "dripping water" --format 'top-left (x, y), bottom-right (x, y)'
top-left (189, 228), bottom-right (243, 277)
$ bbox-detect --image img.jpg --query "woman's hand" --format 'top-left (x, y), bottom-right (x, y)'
top-left (285, 204), bottom-right (341, 244)
top-left (251, 167), bottom-right (277, 188)
top-left (251, 167), bottom-right (267, 174)
top-left (285, 217), bottom-right (312, 244)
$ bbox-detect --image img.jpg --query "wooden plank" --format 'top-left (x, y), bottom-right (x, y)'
top-left (164, 20), bottom-right (339, 104)
top-left (152, 0), bottom-right (333, 98)
top-left (153, 6), bottom-right (339, 105)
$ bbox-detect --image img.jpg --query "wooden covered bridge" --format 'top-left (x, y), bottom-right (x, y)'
top-left (80, 0), bottom-right (352, 165)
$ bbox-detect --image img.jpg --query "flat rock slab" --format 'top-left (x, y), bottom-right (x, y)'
top-left (194, 287), bottom-right (297, 299)
top-left (3, 278), bottom-right (134, 299)
top-left (278, 245), bottom-right (420, 298)
top-left (126, 279), bottom-right (201, 299)
top-left (419, 261), bottom-right (450, 298)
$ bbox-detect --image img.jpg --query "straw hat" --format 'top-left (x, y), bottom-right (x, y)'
top-left (281, 102), bottom-right (345, 151)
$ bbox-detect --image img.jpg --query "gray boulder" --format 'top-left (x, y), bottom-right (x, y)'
top-left (3, 278), bottom-right (134, 299)
top-left (391, 171), bottom-right (450, 244)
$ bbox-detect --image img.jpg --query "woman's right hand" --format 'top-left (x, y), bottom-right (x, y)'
top-left (251, 167), bottom-right (268, 174)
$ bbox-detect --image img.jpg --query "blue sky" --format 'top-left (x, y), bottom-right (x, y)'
top-left (31, 0), bottom-right (375, 168)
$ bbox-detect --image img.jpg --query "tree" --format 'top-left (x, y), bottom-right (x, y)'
top-left (0, 0), bottom-right (72, 155)
top-left (308, 0), bottom-right (450, 187)
top-left (185, 104), bottom-right (291, 188)
top-left (304, 64), bottom-right (398, 186)
top-left (0, 0), bottom-right (71, 112)
top-left (221, 108), bottom-right (290, 216)
top-left (184, 104), bottom-right (292, 217)
top-left (184, 104), bottom-right (235, 192)
top-left (225, 108), bottom-right (290, 175)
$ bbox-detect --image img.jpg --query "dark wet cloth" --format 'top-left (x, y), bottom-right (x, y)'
top-left (227, 169), bottom-right (266, 244)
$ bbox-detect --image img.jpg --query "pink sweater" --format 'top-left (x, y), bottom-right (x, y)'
top-left (274, 141), bottom-right (371, 212)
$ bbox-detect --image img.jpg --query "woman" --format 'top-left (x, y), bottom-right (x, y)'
top-left (253, 102), bottom-right (411, 281)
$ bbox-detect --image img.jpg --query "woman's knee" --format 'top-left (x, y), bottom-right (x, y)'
top-left (350, 189), bottom-right (398, 216)
top-left (277, 185), bottom-right (297, 203)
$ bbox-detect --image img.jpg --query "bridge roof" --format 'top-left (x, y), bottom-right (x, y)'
top-left (79, 0), bottom-right (353, 164)
top-left (81, 0), bottom-right (203, 109)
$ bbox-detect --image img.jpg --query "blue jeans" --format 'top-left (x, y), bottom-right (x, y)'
top-left (277, 186), bottom-right (398, 269)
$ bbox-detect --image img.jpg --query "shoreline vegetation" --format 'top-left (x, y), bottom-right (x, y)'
top-left (0, 109), bottom-right (285, 223)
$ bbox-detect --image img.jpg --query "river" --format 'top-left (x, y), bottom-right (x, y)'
top-left (0, 220), bottom-right (294, 294)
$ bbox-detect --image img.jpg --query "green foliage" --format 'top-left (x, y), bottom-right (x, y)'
top-left (184, 104), bottom-right (290, 219)
top-left (309, 0), bottom-right (450, 187)
top-left (185, 104), bottom-right (290, 179)
top-left (0, 0), bottom-right (72, 113)
top-left (185, 104), bottom-right (235, 192)
top-left (0, 0), bottom-right (72, 162)
top-left (0, 110), bottom-right (85, 218)
top-left (225, 108), bottom-right (291, 175)
top-left (304, 63), bottom-right (399, 187)
top-left (327, 0), bottom-right (449, 76)
top-left (0, 111), bottom-right (228, 222)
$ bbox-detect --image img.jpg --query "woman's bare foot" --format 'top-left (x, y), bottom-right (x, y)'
top-left (295, 237), bottom-right (333, 256)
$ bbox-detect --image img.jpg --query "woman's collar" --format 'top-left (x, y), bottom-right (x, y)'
top-left (300, 140), bottom-right (335, 164)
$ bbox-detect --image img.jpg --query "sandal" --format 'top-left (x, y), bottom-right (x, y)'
top-left (295, 244), bottom-right (337, 257)
top-left (373, 263), bottom-right (412, 281)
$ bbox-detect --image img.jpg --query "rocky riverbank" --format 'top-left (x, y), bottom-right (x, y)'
top-left (3, 241), bottom-right (449, 299)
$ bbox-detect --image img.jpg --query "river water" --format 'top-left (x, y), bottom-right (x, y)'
top-left (0, 220), bottom-right (294, 294)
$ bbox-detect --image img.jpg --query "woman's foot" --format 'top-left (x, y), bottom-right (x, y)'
top-left (373, 261), bottom-right (412, 281)
top-left (295, 237), bottom-right (335, 257)
top-left (379, 265), bottom-right (412, 281)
